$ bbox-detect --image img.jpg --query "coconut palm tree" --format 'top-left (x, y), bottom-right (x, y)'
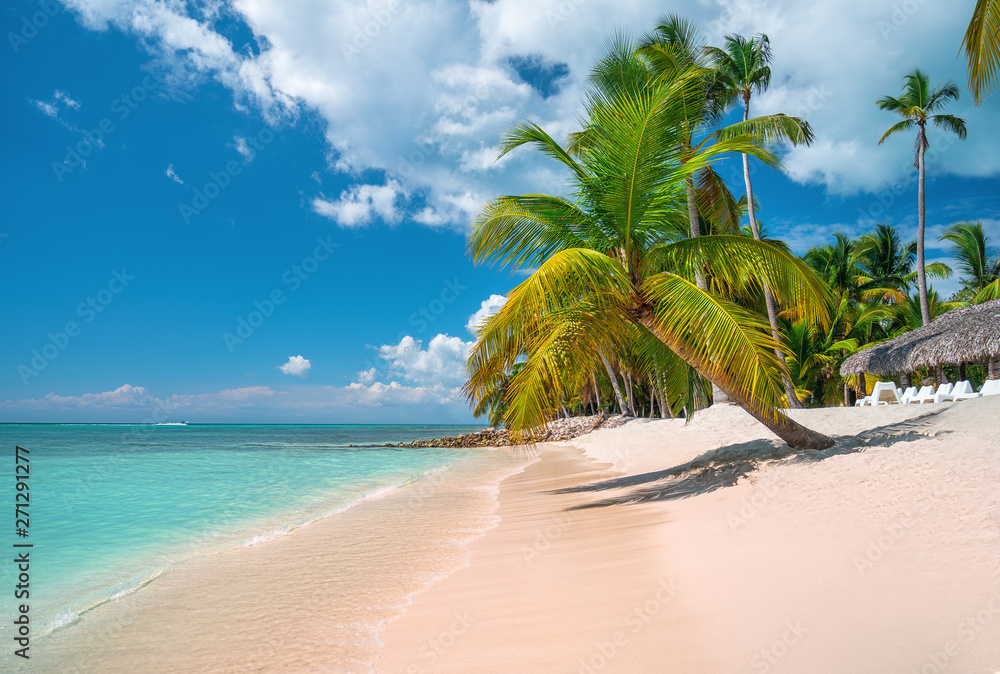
top-left (963, 0), bottom-right (1000, 104)
top-left (876, 70), bottom-right (967, 326)
top-left (856, 223), bottom-right (951, 302)
top-left (465, 37), bottom-right (834, 449)
top-left (940, 222), bottom-right (1000, 302)
top-left (706, 32), bottom-right (815, 408)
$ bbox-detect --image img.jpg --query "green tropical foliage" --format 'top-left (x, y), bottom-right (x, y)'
top-left (940, 222), bottom-right (1000, 302)
top-left (963, 0), bottom-right (1000, 104)
top-left (463, 16), bottom-right (993, 440)
top-left (464, 32), bottom-right (835, 449)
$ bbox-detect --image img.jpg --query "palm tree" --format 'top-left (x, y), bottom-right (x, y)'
top-left (856, 223), bottom-right (950, 302)
top-left (465, 37), bottom-right (835, 449)
top-left (633, 17), bottom-right (739, 274)
top-left (805, 234), bottom-right (867, 301)
top-left (876, 70), bottom-right (967, 326)
top-left (707, 32), bottom-right (815, 408)
top-left (940, 222), bottom-right (1000, 302)
top-left (963, 0), bottom-right (1000, 104)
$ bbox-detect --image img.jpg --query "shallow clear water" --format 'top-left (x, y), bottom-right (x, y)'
top-left (0, 423), bottom-right (484, 640)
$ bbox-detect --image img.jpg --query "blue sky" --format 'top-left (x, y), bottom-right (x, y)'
top-left (2, 0), bottom-right (998, 423)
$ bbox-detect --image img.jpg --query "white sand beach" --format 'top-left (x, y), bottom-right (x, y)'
top-left (377, 397), bottom-right (1000, 673)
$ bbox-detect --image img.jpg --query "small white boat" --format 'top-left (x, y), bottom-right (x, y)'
top-left (155, 421), bottom-right (189, 426)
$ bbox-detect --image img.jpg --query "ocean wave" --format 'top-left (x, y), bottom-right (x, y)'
top-left (39, 567), bottom-right (163, 636)
top-left (240, 464), bottom-right (455, 547)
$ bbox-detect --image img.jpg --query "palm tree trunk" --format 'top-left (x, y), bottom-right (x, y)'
top-left (916, 127), bottom-right (931, 326)
top-left (636, 313), bottom-right (835, 449)
top-left (741, 98), bottom-right (802, 410)
top-left (592, 372), bottom-right (602, 410)
top-left (685, 177), bottom-right (705, 287)
top-left (598, 352), bottom-right (627, 415)
top-left (624, 371), bottom-right (636, 416)
top-left (843, 382), bottom-right (850, 407)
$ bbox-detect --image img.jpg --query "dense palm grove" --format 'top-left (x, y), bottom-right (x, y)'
top-left (464, 14), bottom-right (1000, 446)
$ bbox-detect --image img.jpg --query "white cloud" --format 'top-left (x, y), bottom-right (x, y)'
top-left (57, 0), bottom-right (1000, 226)
top-left (278, 354), bottom-right (311, 377)
top-left (0, 383), bottom-right (473, 422)
top-left (30, 383), bottom-right (153, 408)
top-left (233, 136), bottom-right (254, 162)
top-left (466, 294), bottom-right (507, 334)
top-left (377, 334), bottom-right (471, 388)
top-left (33, 100), bottom-right (59, 118)
top-left (54, 90), bottom-right (81, 110)
top-left (311, 180), bottom-right (405, 228)
top-left (165, 164), bottom-right (184, 184)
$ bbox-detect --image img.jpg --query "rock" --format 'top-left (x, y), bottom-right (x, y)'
top-left (362, 413), bottom-right (636, 449)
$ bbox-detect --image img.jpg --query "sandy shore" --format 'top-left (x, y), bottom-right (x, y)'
top-left (377, 397), bottom-right (1000, 673)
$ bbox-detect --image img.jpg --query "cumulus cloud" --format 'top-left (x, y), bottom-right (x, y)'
top-left (278, 355), bottom-right (311, 377)
top-left (311, 181), bottom-right (405, 228)
top-left (377, 334), bottom-right (471, 388)
top-left (56, 0), bottom-right (1000, 229)
top-left (466, 294), bottom-right (507, 334)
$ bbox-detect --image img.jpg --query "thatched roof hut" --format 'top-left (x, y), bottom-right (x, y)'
top-left (840, 299), bottom-right (1000, 377)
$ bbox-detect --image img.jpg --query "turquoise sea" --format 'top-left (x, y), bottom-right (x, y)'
top-left (0, 423), bottom-right (485, 644)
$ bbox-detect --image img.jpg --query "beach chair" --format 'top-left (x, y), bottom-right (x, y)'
top-left (854, 395), bottom-right (871, 407)
top-left (931, 383), bottom-right (955, 403)
top-left (909, 385), bottom-right (935, 404)
top-left (871, 381), bottom-right (902, 405)
top-left (950, 381), bottom-right (980, 401)
top-left (979, 379), bottom-right (1000, 397)
top-left (899, 386), bottom-right (919, 404)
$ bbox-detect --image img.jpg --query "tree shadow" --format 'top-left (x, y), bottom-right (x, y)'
top-left (551, 410), bottom-right (951, 510)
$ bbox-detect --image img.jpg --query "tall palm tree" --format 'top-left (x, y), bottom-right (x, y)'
top-left (465, 37), bottom-right (835, 449)
top-left (940, 222), bottom-right (1000, 302)
top-left (707, 32), bottom-right (815, 408)
top-left (877, 70), bottom-right (967, 326)
top-left (963, 0), bottom-right (1000, 104)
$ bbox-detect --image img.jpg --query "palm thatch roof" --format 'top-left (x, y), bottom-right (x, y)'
top-left (840, 299), bottom-right (1000, 376)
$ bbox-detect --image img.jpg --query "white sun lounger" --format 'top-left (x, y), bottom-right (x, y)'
top-left (909, 385), bottom-right (935, 404)
top-left (931, 382), bottom-right (955, 403)
top-left (950, 380), bottom-right (980, 401)
top-left (979, 379), bottom-right (1000, 396)
top-left (871, 381), bottom-right (902, 405)
top-left (855, 395), bottom-right (871, 407)
top-left (899, 386), bottom-right (919, 404)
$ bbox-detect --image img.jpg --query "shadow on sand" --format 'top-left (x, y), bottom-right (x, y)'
top-left (549, 410), bottom-right (951, 510)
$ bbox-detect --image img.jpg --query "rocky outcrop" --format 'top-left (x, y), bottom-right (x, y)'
top-left (365, 413), bottom-right (636, 449)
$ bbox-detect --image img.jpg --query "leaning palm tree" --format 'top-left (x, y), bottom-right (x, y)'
top-left (465, 38), bottom-right (834, 449)
top-left (940, 222), bottom-right (1000, 302)
top-left (877, 69), bottom-right (967, 327)
top-left (706, 32), bottom-right (815, 408)
top-left (963, 0), bottom-right (1000, 104)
